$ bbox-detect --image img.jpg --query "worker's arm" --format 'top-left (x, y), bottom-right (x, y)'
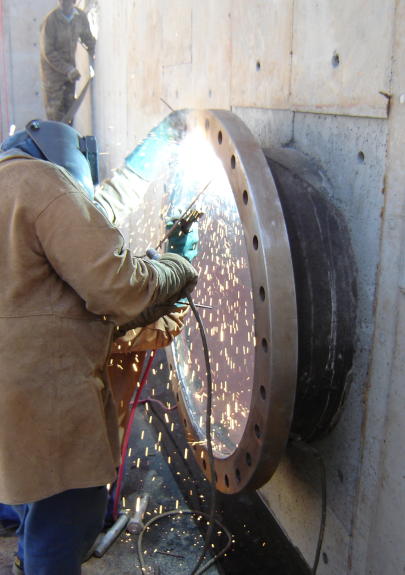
top-left (94, 166), bottom-right (149, 225)
top-left (78, 13), bottom-right (96, 59)
top-left (34, 166), bottom-right (198, 326)
top-left (113, 307), bottom-right (189, 352)
top-left (40, 17), bottom-right (73, 76)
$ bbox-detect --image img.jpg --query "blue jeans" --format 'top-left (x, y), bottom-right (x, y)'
top-left (12, 486), bottom-right (107, 575)
top-left (0, 503), bottom-right (20, 527)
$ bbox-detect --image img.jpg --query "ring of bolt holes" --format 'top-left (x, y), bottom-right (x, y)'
top-left (171, 123), bottom-right (271, 487)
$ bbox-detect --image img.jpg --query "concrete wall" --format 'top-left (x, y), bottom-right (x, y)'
top-left (0, 0), bottom-right (94, 137)
top-left (0, 0), bottom-right (56, 135)
top-left (3, 0), bottom-right (405, 573)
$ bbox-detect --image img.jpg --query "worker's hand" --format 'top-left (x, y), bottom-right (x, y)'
top-left (150, 253), bottom-right (199, 306)
top-left (118, 302), bottom-right (182, 331)
top-left (67, 68), bottom-right (81, 82)
top-left (165, 210), bottom-right (199, 263)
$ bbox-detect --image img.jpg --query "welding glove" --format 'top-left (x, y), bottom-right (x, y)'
top-left (165, 210), bottom-right (199, 263)
top-left (118, 302), bottom-right (181, 332)
top-left (67, 68), bottom-right (81, 82)
top-left (150, 253), bottom-right (198, 306)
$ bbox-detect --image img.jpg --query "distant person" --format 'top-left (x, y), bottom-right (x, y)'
top-left (40, 0), bottom-right (96, 122)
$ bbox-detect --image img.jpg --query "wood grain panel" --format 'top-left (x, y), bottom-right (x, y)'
top-left (291, 0), bottom-right (396, 118)
top-left (231, 0), bottom-right (293, 109)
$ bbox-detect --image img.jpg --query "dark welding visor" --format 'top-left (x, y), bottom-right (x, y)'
top-left (25, 120), bottom-right (99, 200)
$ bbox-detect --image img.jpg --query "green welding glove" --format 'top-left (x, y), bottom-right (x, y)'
top-left (150, 253), bottom-right (199, 306)
top-left (165, 210), bottom-right (199, 263)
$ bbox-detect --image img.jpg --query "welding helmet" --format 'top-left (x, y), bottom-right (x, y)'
top-left (23, 120), bottom-right (99, 200)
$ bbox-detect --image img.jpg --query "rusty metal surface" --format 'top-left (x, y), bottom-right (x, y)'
top-left (164, 110), bottom-right (298, 494)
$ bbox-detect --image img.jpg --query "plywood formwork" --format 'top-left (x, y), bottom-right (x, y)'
top-left (190, 0), bottom-right (232, 109)
top-left (162, 0), bottom-right (192, 67)
top-left (231, 0), bottom-right (293, 110)
top-left (162, 62), bottom-right (193, 110)
top-left (291, 0), bottom-right (396, 119)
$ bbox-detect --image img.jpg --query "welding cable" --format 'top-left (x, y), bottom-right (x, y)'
top-left (0, 0), bottom-right (9, 136)
top-left (138, 509), bottom-right (232, 575)
top-left (184, 288), bottom-right (217, 575)
top-left (133, 288), bottom-right (220, 575)
top-left (136, 397), bottom-right (178, 411)
top-left (289, 438), bottom-right (327, 575)
top-left (113, 349), bottom-right (157, 522)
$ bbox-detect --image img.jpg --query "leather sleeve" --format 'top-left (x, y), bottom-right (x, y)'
top-left (34, 169), bottom-right (160, 325)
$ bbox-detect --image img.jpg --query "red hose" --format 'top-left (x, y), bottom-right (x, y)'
top-left (112, 349), bottom-right (156, 521)
top-left (0, 0), bottom-right (9, 137)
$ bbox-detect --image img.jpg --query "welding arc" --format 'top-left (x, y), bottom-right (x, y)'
top-left (138, 509), bottom-right (232, 575)
top-left (155, 179), bottom-right (213, 251)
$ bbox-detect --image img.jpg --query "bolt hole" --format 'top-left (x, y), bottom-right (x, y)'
top-left (322, 552), bottom-right (328, 564)
top-left (205, 119), bottom-right (209, 132)
top-left (170, 363), bottom-right (173, 371)
top-left (236, 469), bottom-right (241, 483)
top-left (332, 52), bottom-right (340, 68)
top-left (256, 60), bottom-right (261, 71)
top-left (231, 155), bottom-right (236, 169)
top-left (259, 286), bottom-right (265, 301)
top-left (357, 151), bottom-right (365, 164)
top-left (225, 474), bottom-right (229, 487)
top-left (262, 338), bottom-right (268, 353)
top-left (176, 393), bottom-right (179, 402)
top-left (218, 131), bottom-right (223, 145)
top-left (208, 89), bottom-right (212, 98)
top-left (243, 190), bottom-right (248, 205)
top-left (253, 236), bottom-right (258, 250)
top-left (255, 424), bottom-right (260, 439)
top-left (183, 418), bottom-right (187, 428)
top-left (246, 452), bottom-right (251, 466)
top-left (203, 459), bottom-right (206, 470)
top-left (260, 385), bottom-right (266, 399)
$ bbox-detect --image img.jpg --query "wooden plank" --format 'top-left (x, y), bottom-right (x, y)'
top-left (291, 0), bottom-right (396, 118)
top-left (231, 0), bottom-right (293, 109)
top-left (142, 0), bottom-right (166, 118)
top-left (191, 0), bottom-right (232, 109)
top-left (162, 63), bottom-right (193, 110)
top-left (127, 0), bottom-right (144, 74)
top-left (163, 0), bottom-right (192, 66)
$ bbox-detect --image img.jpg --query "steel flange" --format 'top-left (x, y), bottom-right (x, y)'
top-left (163, 110), bottom-right (298, 494)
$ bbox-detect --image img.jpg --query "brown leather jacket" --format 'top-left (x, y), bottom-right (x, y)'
top-left (0, 152), bottom-right (162, 505)
top-left (40, 7), bottom-right (96, 90)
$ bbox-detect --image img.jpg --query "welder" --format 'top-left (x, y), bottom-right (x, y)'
top-left (40, 0), bottom-right (96, 122)
top-left (0, 119), bottom-right (198, 575)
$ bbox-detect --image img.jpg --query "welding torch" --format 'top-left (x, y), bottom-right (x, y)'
top-left (149, 183), bottom-right (211, 310)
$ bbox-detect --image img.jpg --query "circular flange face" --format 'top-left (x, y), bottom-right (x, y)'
top-left (162, 110), bottom-right (298, 494)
